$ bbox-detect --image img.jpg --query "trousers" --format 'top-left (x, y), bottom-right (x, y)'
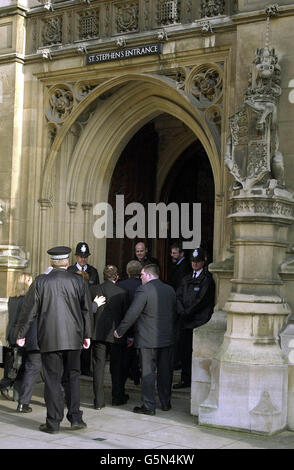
top-left (18, 351), bottom-right (42, 405)
top-left (41, 349), bottom-right (82, 431)
top-left (140, 346), bottom-right (174, 411)
top-left (92, 340), bottom-right (125, 407)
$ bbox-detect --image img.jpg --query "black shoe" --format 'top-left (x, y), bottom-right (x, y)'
top-left (133, 405), bottom-right (155, 416)
top-left (112, 396), bottom-right (128, 406)
top-left (17, 404), bottom-right (32, 413)
top-left (161, 403), bottom-right (171, 411)
top-left (94, 404), bottom-right (105, 410)
top-left (173, 381), bottom-right (191, 389)
top-left (39, 423), bottom-right (59, 434)
top-left (71, 419), bottom-right (87, 430)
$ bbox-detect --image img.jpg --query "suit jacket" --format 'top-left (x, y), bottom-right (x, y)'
top-left (68, 263), bottom-right (99, 286)
top-left (117, 277), bottom-right (141, 338)
top-left (90, 280), bottom-right (129, 344)
top-left (170, 257), bottom-right (192, 292)
top-left (176, 269), bottom-right (215, 329)
top-left (116, 278), bottom-right (177, 349)
top-left (16, 269), bottom-right (92, 353)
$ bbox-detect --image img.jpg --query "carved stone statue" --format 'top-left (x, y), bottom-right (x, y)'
top-left (225, 44), bottom-right (285, 190)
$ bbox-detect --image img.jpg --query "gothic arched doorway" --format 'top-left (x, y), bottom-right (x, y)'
top-left (106, 120), bottom-right (214, 281)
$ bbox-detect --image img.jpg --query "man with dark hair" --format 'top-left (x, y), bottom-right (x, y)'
top-left (169, 242), bottom-right (192, 370)
top-left (170, 243), bottom-right (191, 292)
top-left (114, 264), bottom-right (177, 415)
top-left (16, 246), bottom-right (92, 434)
top-left (90, 265), bottom-right (129, 409)
top-left (173, 247), bottom-right (215, 389)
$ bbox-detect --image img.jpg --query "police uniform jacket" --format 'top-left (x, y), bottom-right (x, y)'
top-left (176, 270), bottom-right (215, 329)
top-left (90, 280), bottom-right (129, 344)
top-left (116, 278), bottom-right (177, 349)
top-left (16, 269), bottom-right (92, 353)
top-left (68, 263), bottom-right (99, 286)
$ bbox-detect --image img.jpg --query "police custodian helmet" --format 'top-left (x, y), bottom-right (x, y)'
top-left (190, 247), bottom-right (206, 262)
top-left (75, 241), bottom-right (90, 257)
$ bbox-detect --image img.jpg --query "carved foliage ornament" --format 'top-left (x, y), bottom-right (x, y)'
top-left (189, 65), bottom-right (222, 104)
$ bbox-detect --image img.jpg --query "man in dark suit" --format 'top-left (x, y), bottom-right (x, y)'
top-left (173, 247), bottom-right (215, 389)
top-left (90, 265), bottom-right (129, 409)
top-left (16, 246), bottom-right (92, 434)
top-left (114, 264), bottom-right (177, 415)
top-left (169, 242), bottom-right (192, 292)
top-left (117, 260), bottom-right (142, 386)
top-left (169, 243), bottom-right (192, 370)
top-left (68, 241), bottom-right (99, 376)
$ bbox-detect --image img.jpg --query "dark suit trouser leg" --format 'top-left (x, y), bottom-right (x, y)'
top-left (157, 346), bottom-right (174, 408)
top-left (18, 351), bottom-right (42, 405)
top-left (62, 350), bottom-right (83, 424)
top-left (109, 343), bottom-right (125, 401)
top-left (140, 348), bottom-right (156, 411)
top-left (92, 341), bottom-right (107, 407)
top-left (41, 351), bottom-right (65, 431)
top-left (180, 328), bottom-right (193, 385)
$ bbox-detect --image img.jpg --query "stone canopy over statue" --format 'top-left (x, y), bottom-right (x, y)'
top-left (225, 34), bottom-right (285, 190)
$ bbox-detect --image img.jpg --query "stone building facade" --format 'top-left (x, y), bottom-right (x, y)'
top-left (1, 0), bottom-right (294, 434)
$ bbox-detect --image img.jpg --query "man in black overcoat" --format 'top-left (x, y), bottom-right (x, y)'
top-left (115, 264), bottom-right (177, 415)
top-left (16, 246), bottom-right (92, 434)
top-left (90, 265), bottom-right (129, 409)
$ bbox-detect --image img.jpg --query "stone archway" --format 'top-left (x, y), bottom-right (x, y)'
top-left (38, 73), bottom-right (223, 277)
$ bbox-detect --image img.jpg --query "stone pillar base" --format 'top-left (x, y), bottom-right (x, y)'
top-left (191, 310), bottom-right (227, 416)
top-left (199, 355), bottom-right (288, 435)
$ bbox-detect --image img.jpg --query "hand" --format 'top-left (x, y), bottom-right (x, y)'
top-left (114, 330), bottom-right (121, 339)
top-left (94, 295), bottom-right (106, 307)
top-left (127, 337), bottom-right (134, 348)
top-left (83, 338), bottom-right (91, 349)
top-left (17, 338), bottom-right (25, 347)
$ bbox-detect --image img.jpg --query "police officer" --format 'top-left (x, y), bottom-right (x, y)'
top-left (68, 241), bottom-right (99, 286)
top-left (173, 247), bottom-right (215, 389)
top-left (68, 241), bottom-right (99, 376)
top-left (16, 246), bottom-right (92, 434)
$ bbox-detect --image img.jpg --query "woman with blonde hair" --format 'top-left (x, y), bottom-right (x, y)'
top-left (0, 273), bottom-right (33, 402)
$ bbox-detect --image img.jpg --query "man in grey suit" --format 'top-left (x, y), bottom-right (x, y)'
top-left (114, 264), bottom-right (177, 415)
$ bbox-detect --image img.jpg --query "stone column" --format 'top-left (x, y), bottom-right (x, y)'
top-left (199, 23), bottom-right (294, 434)
top-left (67, 201), bottom-right (78, 246)
top-left (82, 202), bottom-right (93, 241)
top-left (38, 198), bottom-right (52, 273)
top-left (199, 189), bottom-right (293, 434)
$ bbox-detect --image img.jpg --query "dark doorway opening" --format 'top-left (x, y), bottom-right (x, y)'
top-left (158, 139), bottom-right (215, 281)
top-left (106, 122), bottom-right (214, 281)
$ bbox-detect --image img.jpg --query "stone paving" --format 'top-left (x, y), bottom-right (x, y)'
top-left (0, 373), bottom-right (294, 450)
